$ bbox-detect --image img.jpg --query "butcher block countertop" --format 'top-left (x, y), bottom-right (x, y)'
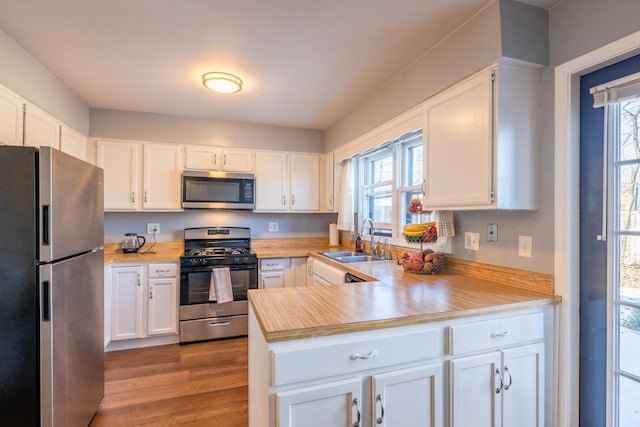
top-left (103, 242), bottom-right (183, 265)
top-left (249, 253), bottom-right (560, 343)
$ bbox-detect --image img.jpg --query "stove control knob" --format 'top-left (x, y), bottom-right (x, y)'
top-left (200, 259), bottom-right (208, 265)
top-left (189, 259), bottom-right (198, 266)
top-left (242, 256), bottom-right (249, 263)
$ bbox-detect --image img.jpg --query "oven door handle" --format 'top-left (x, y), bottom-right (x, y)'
top-left (181, 265), bottom-right (257, 273)
top-left (208, 320), bottom-right (231, 327)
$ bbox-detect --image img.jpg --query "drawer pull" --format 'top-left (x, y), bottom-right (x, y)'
top-left (349, 350), bottom-right (378, 360)
top-left (504, 366), bottom-right (513, 390)
top-left (490, 330), bottom-right (510, 338)
top-left (375, 394), bottom-right (385, 424)
top-left (495, 368), bottom-right (504, 394)
top-left (352, 398), bottom-right (361, 427)
top-left (208, 321), bottom-right (231, 327)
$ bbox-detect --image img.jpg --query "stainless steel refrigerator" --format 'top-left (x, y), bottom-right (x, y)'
top-left (0, 146), bottom-right (105, 426)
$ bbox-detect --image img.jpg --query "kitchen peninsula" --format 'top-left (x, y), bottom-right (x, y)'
top-left (248, 255), bottom-right (559, 427)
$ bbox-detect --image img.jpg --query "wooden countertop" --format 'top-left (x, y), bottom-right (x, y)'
top-left (251, 237), bottom-right (342, 258)
top-left (104, 242), bottom-right (183, 265)
top-left (249, 254), bottom-right (560, 343)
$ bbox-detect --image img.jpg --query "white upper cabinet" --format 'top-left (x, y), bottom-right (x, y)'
top-left (60, 124), bottom-right (87, 160)
top-left (97, 140), bottom-right (140, 210)
top-left (0, 85), bottom-right (24, 146)
top-left (422, 63), bottom-right (540, 210)
top-left (97, 140), bottom-right (183, 211)
top-left (184, 145), bottom-right (253, 172)
top-left (143, 143), bottom-right (183, 210)
top-left (254, 150), bottom-right (321, 212)
top-left (289, 152), bottom-right (320, 211)
top-left (24, 104), bottom-right (61, 149)
top-left (255, 150), bottom-right (289, 211)
top-left (320, 151), bottom-right (336, 212)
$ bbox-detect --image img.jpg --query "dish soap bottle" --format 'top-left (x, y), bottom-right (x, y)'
top-left (355, 234), bottom-right (363, 253)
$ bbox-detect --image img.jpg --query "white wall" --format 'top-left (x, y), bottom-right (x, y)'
top-left (0, 28), bottom-right (89, 134)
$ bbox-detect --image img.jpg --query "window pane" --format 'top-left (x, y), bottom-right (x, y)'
top-left (400, 191), bottom-right (432, 226)
top-left (406, 144), bottom-right (423, 186)
top-left (619, 305), bottom-right (640, 377)
top-left (619, 235), bottom-right (640, 303)
top-left (620, 98), bottom-right (640, 162)
top-left (364, 185), bottom-right (392, 224)
top-left (370, 155), bottom-right (393, 184)
top-left (618, 376), bottom-right (640, 427)
top-left (618, 164), bottom-right (640, 231)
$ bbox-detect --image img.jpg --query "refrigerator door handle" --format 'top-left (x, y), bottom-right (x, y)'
top-left (42, 280), bottom-right (50, 321)
top-left (42, 205), bottom-right (50, 245)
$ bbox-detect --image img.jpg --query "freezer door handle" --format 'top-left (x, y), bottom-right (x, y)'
top-left (42, 280), bottom-right (50, 321)
top-left (42, 205), bottom-right (50, 245)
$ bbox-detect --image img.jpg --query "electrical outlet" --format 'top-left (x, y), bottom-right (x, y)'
top-left (487, 223), bottom-right (498, 242)
top-left (147, 223), bottom-right (160, 234)
top-left (464, 232), bottom-right (480, 251)
top-left (518, 235), bottom-right (532, 258)
top-left (268, 222), bottom-right (279, 232)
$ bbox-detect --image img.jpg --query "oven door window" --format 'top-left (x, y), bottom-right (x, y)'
top-left (180, 266), bottom-right (257, 305)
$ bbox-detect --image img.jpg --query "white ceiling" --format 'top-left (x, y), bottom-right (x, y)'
top-left (0, 0), bottom-right (556, 130)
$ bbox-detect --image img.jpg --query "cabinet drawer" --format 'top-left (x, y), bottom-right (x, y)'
top-left (260, 258), bottom-right (290, 271)
top-left (148, 263), bottom-right (177, 278)
top-left (448, 312), bottom-right (543, 355)
top-left (270, 327), bottom-right (441, 386)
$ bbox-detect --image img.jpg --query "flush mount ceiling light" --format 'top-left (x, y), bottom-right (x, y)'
top-left (202, 72), bottom-right (243, 94)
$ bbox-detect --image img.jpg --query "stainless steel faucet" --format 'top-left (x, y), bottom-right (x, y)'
top-left (360, 218), bottom-right (377, 255)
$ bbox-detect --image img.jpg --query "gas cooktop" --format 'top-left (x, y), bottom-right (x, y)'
top-left (183, 247), bottom-right (252, 257)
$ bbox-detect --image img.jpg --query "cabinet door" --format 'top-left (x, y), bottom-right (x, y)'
top-left (276, 378), bottom-right (362, 427)
top-left (104, 266), bottom-right (112, 348)
top-left (143, 143), bottom-right (183, 210)
top-left (0, 85), bottom-right (24, 146)
top-left (289, 257), bottom-right (308, 288)
top-left (423, 70), bottom-right (493, 208)
top-left (185, 145), bottom-right (220, 170)
top-left (289, 153), bottom-right (320, 211)
top-left (450, 351), bottom-right (502, 427)
top-left (372, 363), bottom-right (443, 427)
top-left (24, 105), bottom-right (60, 149)
top-left (260, 271), bottom-right (285, 289)
top-left (255, 151), bottom-right (288, 211)
top-left (60, 124), bottom-right (86, 160)
top-left (501, 343), bottom-right (544, 427)
top-left (111, 266), bottom-right (145, 340)
top-left (320, 152), bottom-right (336, 212)
top-left (221, 148), bottom-right (253, 172)
top-left (147, 277), bottom-right (177, 336)
top-left (97, 140), bottom-right (140, 210)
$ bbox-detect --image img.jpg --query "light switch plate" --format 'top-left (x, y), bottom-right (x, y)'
top-left (269, 222), bottom-right (279, 232)
top-left (464, 232), bottom-right (480, 251)
top-left (518, 235), bottom-right (533, 257)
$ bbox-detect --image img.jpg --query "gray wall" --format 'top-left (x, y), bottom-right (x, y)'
top-left (0, 28), bottom-right (89, 134)
top-left (104, 211), bottom-right (338, 244)
top-left (325, 0), bottom-right (554, 273)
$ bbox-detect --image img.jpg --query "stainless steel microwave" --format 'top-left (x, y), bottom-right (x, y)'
top-left (182, 171), bottom-right (255, 209)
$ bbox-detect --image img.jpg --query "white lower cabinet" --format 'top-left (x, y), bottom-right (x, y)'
top-left (259, 257), bottom-right (309, 289)
top-left (110, 263), bottom-right (178, 342)
top-left (449, 313), bottom-right (545, 427)
top-left (104, 265), bottom-right (112, 348)
top-left (276, 378), bottom-right (362, 427)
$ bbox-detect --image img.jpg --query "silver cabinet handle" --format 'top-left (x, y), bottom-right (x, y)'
top-left (149, 285), bottom-right (153, 299)
top-left (137, 274), bottom-right (140, 287)
top-left (349, 350), bottom-right (378, 360)
top-left (504, 366), bottom-right (513, 390)
top-left (131, 191), bottom-right (136, 203)
top-left (282, 195), bottom-right (286, 206)
top-left (352, 398), bottom-right (361, 427)
top-left (144, 191), bottom-right (148, 203)
top-left (214, 153), bottom-right (217, 165)
top-left (208, 321), bottom-right (231, 327)
top-left (495, 368), bottom-right (504, 394)
top-left (491, 330), bottom-right (510, 338)
top-left (224, 154), bottom-right (227, 165)
top-left (375, 394), bottom-right (385, 424)
top-left (291, 194), bottom-right (295, 205)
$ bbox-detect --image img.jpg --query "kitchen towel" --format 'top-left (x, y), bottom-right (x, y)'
top-left (434, 211), bottom-right (455, 237)
top-left (209, 267), bottom-right (234, 303)
top-left (329, 223), bottom-right (339, 246)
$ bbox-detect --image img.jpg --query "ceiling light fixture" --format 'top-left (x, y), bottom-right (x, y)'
top-left (202, 72), bottom-right (243, 94)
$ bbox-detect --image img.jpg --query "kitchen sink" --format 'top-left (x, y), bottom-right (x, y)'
top-left (334, 255), bottom-right (387, 263)
top-left (320, 251), bottom-right (361, 258)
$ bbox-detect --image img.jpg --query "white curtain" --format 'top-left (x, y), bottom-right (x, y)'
top-left (336, 159), bottom-right (354, 232)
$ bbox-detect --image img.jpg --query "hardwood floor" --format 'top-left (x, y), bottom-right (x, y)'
top-left (90, 337), bottom-right (248, 427)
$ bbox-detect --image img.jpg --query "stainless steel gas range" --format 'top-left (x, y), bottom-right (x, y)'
top-left (179, 227), bottom-right (258, 343)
